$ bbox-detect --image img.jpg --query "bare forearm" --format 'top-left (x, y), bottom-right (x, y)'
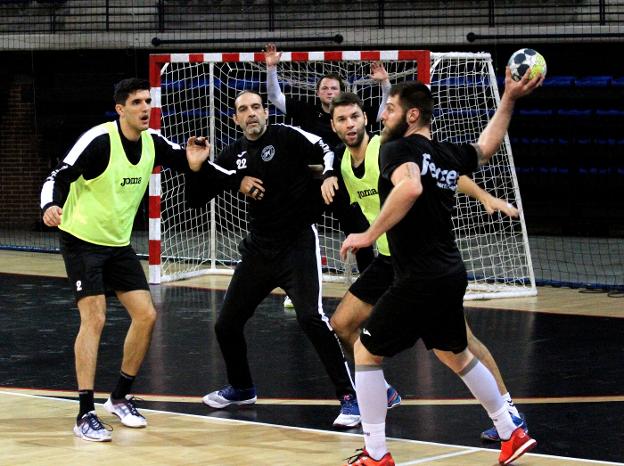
top-left (477, 94), bottom-right (515, 163)
top-left (457, 175), bottom-right (488, 203)
top-left (366, 179), bottom-right (420, 241)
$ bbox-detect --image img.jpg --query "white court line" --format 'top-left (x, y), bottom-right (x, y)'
top-left (396, 448), bottom-right (481, 465)
top-left (1, 390), bottom-right (622, 466)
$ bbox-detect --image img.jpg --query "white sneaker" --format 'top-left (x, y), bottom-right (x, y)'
top-left (104, 395), bottom-right (147, 428)
top-left (73, 411), bottom-right (112, 442)
top-left (283, 296), bottom-right (294, 308)
top-left (202, 385), bottom-right (257, 409)
top-left (332, 394), bottom-right (361, 428)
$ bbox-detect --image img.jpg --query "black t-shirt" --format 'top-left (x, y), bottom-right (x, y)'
top-left (187, 123), bottom-right (331, 254)
top-left (379, 134), bottom-right (478, 279)
top-left (284, 97), bottom-right (378, 148)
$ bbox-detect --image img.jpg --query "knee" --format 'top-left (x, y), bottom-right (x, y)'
top-left (133, 306), bottom-right (157, 328)
top-left (354, 338), bottom-right (383, 366)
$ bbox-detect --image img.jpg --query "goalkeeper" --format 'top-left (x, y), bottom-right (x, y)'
top-left (323, 91), bottom-right (527, 443)
top-left (185, 89), bottom-right (362, 428)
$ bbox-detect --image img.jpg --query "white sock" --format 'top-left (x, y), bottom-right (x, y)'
top-left (490, 404), bottom-right (517, 441)
top-left (361, 422), bottom-right (387, 460)
top-left (459, 358), bottom-right (516, 439)
top-left (502, 392), bottom-right (520, 418)
top-left (355, 365), bottom-right (387, 459)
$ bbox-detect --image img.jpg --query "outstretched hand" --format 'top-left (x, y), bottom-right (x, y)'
top-left (264, 43), bottom-right (282, 68)
top-left (482, 196), bottom-right (519, 218)
top-left (503, 66), bottom-right (544, 101)
top-left (370, 61), bottom-right (389, 83)
top-left (186, 136), bottom-right (211, 172)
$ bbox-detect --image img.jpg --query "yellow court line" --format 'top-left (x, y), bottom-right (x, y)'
top-left (2, 387), bottom-right (623, 406)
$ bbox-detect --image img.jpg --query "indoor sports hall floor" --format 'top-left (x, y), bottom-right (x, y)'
top-left (1, 250), bottom-right (622, 465)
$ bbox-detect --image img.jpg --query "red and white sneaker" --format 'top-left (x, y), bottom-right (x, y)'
top-left (343, 448), bottom-right (395, 465)
top-left (499, 427), bottom-right (537, 465)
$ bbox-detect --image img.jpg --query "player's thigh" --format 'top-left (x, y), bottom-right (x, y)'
top-left (420, 273), bottom-right (469, 354)
top-left (60, 232), bottom-right (108, 300)
top-left (359, 286), bottom-right (422, 358)
top-left (331, 291), bottom-right (373, 334)
top-left (103, 245), bottom-right (149, 294)
top-left (277, 226), bottom-right (322, 307)
top-left (348, 254), bottom-right (393, 306)
top-left (220, 253), bottom-right (276, 324)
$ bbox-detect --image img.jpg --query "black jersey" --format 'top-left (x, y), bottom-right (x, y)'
top-left (379, 134), bottom-right (478, 279)
top-left (187, 123), bottom-right (333, 253)
top-left (40, 120), bottom-right (236, 211)
top-left (284, 97), bottom-right (379, 148)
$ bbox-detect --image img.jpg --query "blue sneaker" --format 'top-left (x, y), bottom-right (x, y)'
top-left (202, 385), bottom-right (257, 409)
top-left (333, 394), bottom-right (361, 428)
top-left (480, 413), bottom-right (528, 442)
top-left (386, 386), bottom-right (402, 410)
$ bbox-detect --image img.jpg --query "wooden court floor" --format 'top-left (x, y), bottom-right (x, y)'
top-left (1, 250), bottom-right (623, 465)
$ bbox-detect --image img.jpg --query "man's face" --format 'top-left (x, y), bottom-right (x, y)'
top-left (317, 78), bottom-right (342, 106)
top-left (233, 92), bottom-right (268, 140)
top-left (331, 103), bottom-right (367, 148)
top-left (380, 94), bottom-right (408, 144)
top-left (116, 89), bottom-right (152, 133)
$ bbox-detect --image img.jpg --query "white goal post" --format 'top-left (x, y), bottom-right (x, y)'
top-left (147, 50), bottom-right (537, 299)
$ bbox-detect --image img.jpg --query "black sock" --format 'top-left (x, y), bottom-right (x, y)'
top-left (78, 390), bottom-right (95, 421)
top-left (111, 371), bottom-right (136, 400)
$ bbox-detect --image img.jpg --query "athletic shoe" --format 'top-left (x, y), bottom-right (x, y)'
top-left (498, 427), bottom-right (537, 465)
top-left (481, 413), bottom-right (527, 442)
top-left (283, 295), bottom-right (294, 308)
top-left (386, 386), bottom-right (401, 410)
top-left (333, 394), bottom-right (361, 428)
top-left (104, 395), bottom-right (147, 428)
top-left (73, 411), bottom-right (112, 442)
top-left (343, 448), bottom-right (395, 465)
top-left (202, 385), bottom-right (257, 409)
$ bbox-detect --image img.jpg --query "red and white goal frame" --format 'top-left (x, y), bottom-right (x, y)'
top-left (147, 49), bottom-right (537, 299)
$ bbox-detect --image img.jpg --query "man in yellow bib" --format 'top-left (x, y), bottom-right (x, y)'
top-left (40, 78), bottom-right (236, 442)
top-left (321, 92), bottom-right (527, 449)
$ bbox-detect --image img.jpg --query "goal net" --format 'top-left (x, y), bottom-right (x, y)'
top-left (148, 50), bottom-right (536, 299)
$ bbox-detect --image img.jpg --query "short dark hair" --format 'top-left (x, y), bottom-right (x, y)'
top-left (329, 92), bottom-right (364, 117)
top-left (113, 78), bottom-right (150, 105)
top-left (389, 81), bottom-right (433, 126)
top-left (316, 73), bottom-right (346, 92)
top-left (234, 89), bottom-right (265, 108)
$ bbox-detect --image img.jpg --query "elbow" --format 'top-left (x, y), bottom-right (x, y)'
top-left (406, 180), bottom-right (423, 201)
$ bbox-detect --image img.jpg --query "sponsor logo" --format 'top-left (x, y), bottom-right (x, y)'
top-left (120, 176), bottom-right (142, 187)
top-left (261, 145), bottom-right (275, 162)
top-left (420, 153), bottom-right (458, 191)
top-left (357, 188), bottom-right (378, 199)
top-left (237, 150), bottom-right (247, 158)
top-left (362, 328), bottom-right (371, 336)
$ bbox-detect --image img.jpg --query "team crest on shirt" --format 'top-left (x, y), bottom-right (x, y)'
top-left (261, 145), bottom-right (275, 162)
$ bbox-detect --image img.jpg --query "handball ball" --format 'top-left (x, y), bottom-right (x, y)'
top-left (508, 48), bottom-right (547, 81)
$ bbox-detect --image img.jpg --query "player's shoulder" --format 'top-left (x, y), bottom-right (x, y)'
top-left (147, 128), bottom-right (182, 150)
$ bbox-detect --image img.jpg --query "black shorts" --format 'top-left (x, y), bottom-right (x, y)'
top-left (360, 271), bottom-right (468, 358)
top-left (59, 231), bottom-right (149, 302)
top-left (349, 254), bottom-right (394, 305)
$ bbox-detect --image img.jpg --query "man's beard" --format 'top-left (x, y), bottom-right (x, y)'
top-left (380, 119), bottom-right (408, 144)
top-left (344, 126), bottom-right (366, 148)
top-left (245, 121), bottom-right (266, 139)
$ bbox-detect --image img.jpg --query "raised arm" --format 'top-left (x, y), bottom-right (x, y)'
top-left (474, 67), bottom-right (544, 165)
top-left (340, 161), bottom-right (422, 259)
top-left (264, 43), bottom-right (287, 114)
top-left (457, 175), bottom-right (519, 217)
top-left (370, 61), bottom-right (392, 122)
